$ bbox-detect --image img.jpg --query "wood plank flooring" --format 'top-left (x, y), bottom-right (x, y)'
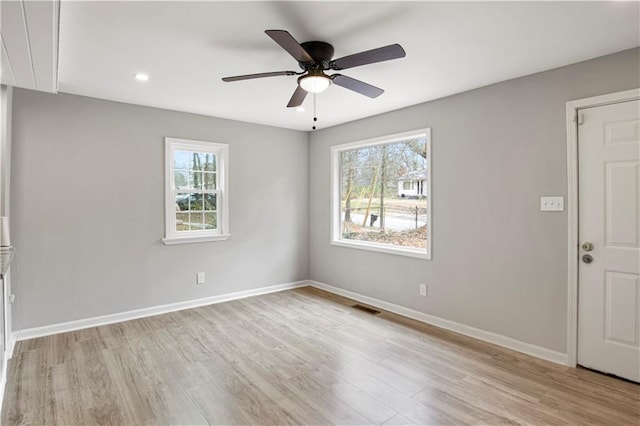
top-left (2, 287), bottom-right (639, 425)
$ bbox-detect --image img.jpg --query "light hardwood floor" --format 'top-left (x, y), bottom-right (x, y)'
top-left (2, 287), bottom-right (639, 425)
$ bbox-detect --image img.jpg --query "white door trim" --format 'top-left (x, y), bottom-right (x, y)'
top-left (565, 88), bottom-right (640, 367)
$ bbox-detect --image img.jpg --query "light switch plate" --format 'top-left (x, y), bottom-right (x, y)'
top-left (197, 272), bottom-right (205, 284)
top-left (540, 196), bottom-right (564, 212)
top-left (419, 284), bottom-right (427, 297)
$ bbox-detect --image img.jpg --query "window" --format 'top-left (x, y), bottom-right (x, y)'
top-left (331, 129), bottom-right (431, 259)
top-left (162, 137), bottom-right (229, 245)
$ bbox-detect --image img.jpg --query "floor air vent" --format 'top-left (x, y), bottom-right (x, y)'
top-left (352, 304), bottom-right (381, 315)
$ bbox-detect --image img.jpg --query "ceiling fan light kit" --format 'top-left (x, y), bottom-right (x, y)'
top-left (222, 29), bottom-right (406, 109)
top-left (298, 70), bottom-right (331, 94)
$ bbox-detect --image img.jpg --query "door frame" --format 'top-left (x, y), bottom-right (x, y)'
top-left (565, 88), bottom-right (640, 367)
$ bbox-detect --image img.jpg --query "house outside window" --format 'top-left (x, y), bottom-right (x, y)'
top-left (398, 169), bottom-right (427, 198)
top-left (331, 128), bottom-right (431, 259)
top-left (162, 137), bottom-right (230, 245)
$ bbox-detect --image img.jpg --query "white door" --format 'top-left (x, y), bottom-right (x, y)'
top-left (578, 99), bottom-right (640, 382)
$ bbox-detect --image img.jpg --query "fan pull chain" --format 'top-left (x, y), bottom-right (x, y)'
top-left (312, 93), bottom-right (318, 130)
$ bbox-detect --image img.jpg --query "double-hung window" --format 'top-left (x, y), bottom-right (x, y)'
top-left (331, 128), bottom-right (431, 259)
top-left (162, 137), bottom-right (229, 245)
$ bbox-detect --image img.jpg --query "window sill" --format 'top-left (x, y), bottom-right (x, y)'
top-left (162, 234), bottom-right (231, 245)
top-left (331, 239), bottom-right (431, 259)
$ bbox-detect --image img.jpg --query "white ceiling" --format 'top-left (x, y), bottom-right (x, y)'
top-left (57, 1), bottom-right (639, 131)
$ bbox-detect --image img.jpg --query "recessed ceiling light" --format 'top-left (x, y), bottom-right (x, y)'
top-left (134, 73), bottom-right (149, 81)
top-left (296, 107), bottom-right (305, 112)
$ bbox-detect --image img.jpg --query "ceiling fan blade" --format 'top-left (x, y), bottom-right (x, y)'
top-left (222, 71), bottom-right (297, 82)
top-left (287, 86), bottom-right (308, 108)
top-left (265, 30), bottom-right (313, 63)
top-left (332, 74), bottom-right (384, 98)
top-left (331, 44), bottom-right (406, 70)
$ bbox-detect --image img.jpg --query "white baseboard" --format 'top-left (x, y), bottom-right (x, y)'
top-left (7, 335), bottom-right (15, 359)
top-left (0, 335), bottom-right (13, 419)
top-left (14, 280), bottom-right (309, 342)
top-left (309, 280), bottom-right (569, 366)
top-left (0, 356), bottom-right (6, 418)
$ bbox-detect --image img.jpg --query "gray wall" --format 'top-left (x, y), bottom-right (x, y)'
top-left (309, 48), bottom-right (640, 353)
top-left (11, 90), bottom-right (309, 330)
top-left (10, 48), bottom-right (640, 352)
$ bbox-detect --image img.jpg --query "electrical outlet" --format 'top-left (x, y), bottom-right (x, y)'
top-left (419, 284), bottom-right (427, 297)
top-left (197, 272), bottom-right (205, 284)
top-left (540, 196), bottom-right (564, 212)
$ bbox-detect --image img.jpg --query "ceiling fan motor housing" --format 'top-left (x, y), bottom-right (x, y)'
top-left (299, 41), bottom-right (335, 69)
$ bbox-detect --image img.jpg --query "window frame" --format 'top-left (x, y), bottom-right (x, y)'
top-left (162, 137), bottom-right (230, 245)
top-left (330, 128), bottom-right (432, 259)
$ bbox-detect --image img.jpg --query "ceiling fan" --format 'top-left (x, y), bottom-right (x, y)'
top-left (222, 30), bottom-right (406, 108)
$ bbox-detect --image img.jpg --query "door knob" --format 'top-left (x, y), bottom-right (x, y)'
top-left (582, 242), bottom-right (594, 251)
top-left (582, 254), bottom-right (594, 264)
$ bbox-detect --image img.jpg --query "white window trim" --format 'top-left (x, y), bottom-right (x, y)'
top-left (162, 137), bottom-right (230, 245)
top-left (330, 128), bottom-right (432, 260)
